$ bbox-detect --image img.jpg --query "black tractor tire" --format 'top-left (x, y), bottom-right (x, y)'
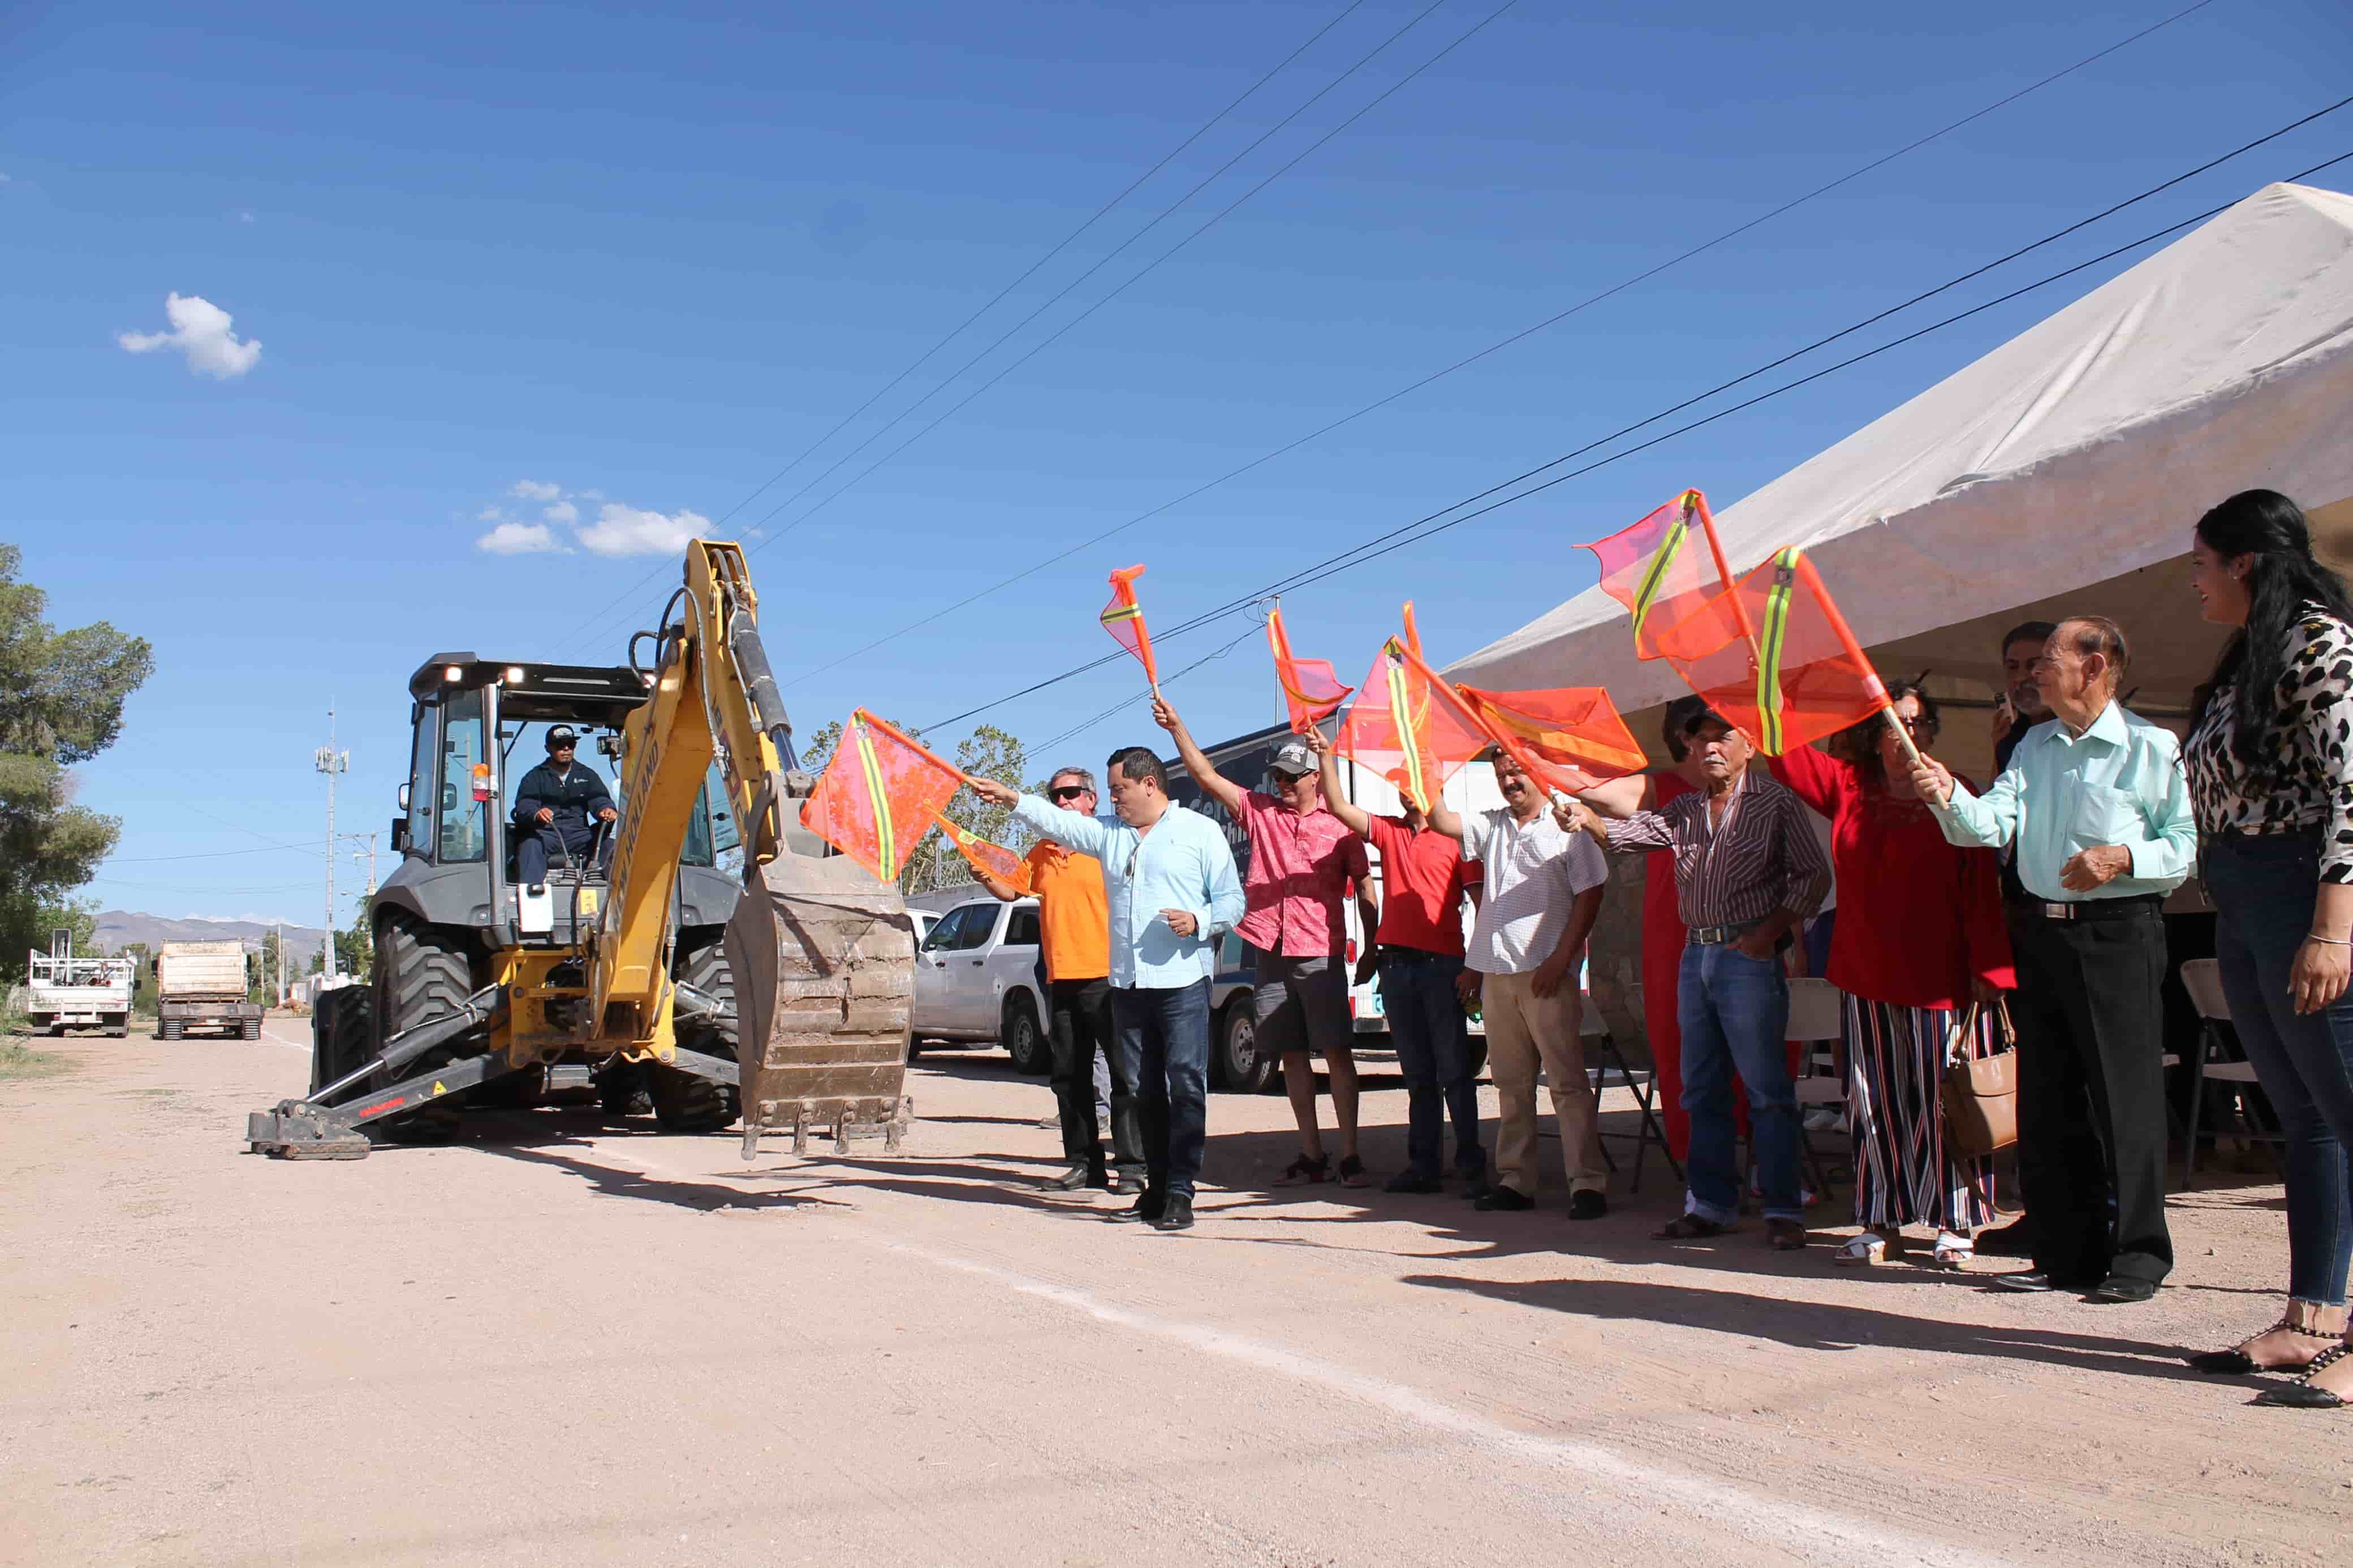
top-left (1214, 997), bottom-right (1277, 1095)
top-left (369, 911), bottom-right (476, 1142)
top-left (650, 934), bottom-right (740, 1133)
top-left (159, 1019), bottom-right (183, 1042)
top-left (240, 1019), bottom-right (261, 1042)
top-left (308, 984), bottom-right (377, 1095)
top-left (1002, 994), bottom-right (1049, 1075)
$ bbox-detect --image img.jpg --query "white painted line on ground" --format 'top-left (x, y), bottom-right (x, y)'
top-left (886, 1239), bottom-right (2023, 1568)
top-left (258, 1021), bottom-right (311, 1055)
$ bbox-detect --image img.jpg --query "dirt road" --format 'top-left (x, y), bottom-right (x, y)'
top-left (1, 1022), bottom-right (2342, 1567)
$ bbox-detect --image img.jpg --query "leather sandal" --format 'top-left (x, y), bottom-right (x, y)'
top-left (2254, 1341), bottom-right (2353, 1408)
top-left (1274, 1153), bottom-right (1330, 1186)
top-left (2190, 1302), bottom-right (2351, 1376)
top-left (1833, 1234), bottom-right (1888, 1267)
top-left (1654, 1213), bottom-right (1729, 1240)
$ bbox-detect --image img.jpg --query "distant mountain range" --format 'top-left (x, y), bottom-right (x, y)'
top-left (94, 911), bottom-right (328, 968)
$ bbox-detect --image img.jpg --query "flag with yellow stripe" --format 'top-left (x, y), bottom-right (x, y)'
top-left (1650, 546), bottom-right (1888, 755)
top-left (799, 709), bottom-right (968, 882)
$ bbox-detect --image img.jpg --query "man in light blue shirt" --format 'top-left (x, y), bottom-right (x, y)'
top-left (1914, 616), bottom-right (2191, 1304)
top-left (973, 746), bottom-right (1243, 1232)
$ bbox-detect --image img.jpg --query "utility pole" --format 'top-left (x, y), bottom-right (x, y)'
top-left (314, 706), bottom-right (348, 983)
top-left (348, 832), bottom-right (378, 899)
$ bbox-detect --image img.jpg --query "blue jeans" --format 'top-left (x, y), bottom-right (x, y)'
top-left (1679, 940), bottom-right (1800, 1223)
top-left (2207, 833), bottom-right (2353, 1305)
top-left (1378, 947), bottom-right (1486, 1180)
top-left (1112, 979), bottom-right (1213, 1199)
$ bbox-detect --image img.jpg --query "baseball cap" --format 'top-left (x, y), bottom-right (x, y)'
top-left (1268, 737), bottom-right (1315, 779)
top-left (545, 724), bottom-right (580, 750)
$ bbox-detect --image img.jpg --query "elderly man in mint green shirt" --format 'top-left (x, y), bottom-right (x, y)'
top-left (1912, 616), bottom-right (2187, 1304)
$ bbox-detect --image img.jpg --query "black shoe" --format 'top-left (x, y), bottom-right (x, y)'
top-left (1152, 1195), bottom-right (1195, 1232)
top-left (1990, 1269), bottom-right (2100, 1294)
top-left (1974, 1221), bottom-right (2034, 1258)
top-left (1116, 1189), bottom-right (1165, 1223)
top-left (1990, 1270), bottom-right (2059, 1293)
top-left (1110, 1168), bottom-right (1145, 1195)
top-left (1049, 1163), bottom-right (1093, 1191)
top-left (1474, 1185), bottom-right (1535, 1212)
top-left (2085, 1275), bottom-right (2158, 1304)
top-left (1569, 1190), bottom-right (1608, 1221)
top-left (1386, 1170), bottom-right (1443, 1194)
top-left (1460, 1173), bottom-right (1493, 1202)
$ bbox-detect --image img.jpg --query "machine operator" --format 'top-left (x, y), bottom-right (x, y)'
top-left (512, 725), bottom-right (617, 893)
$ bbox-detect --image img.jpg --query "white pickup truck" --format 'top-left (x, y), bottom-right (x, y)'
top-left (909, 896), bottom-right (1046, 1073)
top-left (26, 939), bottom-right (133, 1038)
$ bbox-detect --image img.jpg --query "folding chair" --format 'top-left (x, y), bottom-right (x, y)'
top-left (2178, 957), bottom-right (2285, 1190)
top-left (1581, 998), bottom-right (1682, 1192)
top-left (1786, 977), bottom-right (1848, 1198)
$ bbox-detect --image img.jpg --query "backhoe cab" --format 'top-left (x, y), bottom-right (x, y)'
top-left (247, 542), bottom-right (918, 1160)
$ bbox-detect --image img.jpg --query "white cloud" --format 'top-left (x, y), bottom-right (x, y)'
top-left (543, 500), bottom-right (578, 525)
top-left (508, 480), bottom-right (562, 502)
top-left (476, 520), bottom-right (560, 555)
top-left (576, 503), bottom-right (711, 558)
top-left (117, 292), bottom-right (263, 379)
top-left (235, 209), bottom-right (255, 224)
top-left (476, 506), bottom-right (506, 522)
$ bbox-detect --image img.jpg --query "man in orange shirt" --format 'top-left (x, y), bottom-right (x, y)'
top-left (975, 766), bottom-right (1138, 1192)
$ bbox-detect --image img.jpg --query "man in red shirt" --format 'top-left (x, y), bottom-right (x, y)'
top-left (1305, 726), bottom-right (1488, 1196)
top-left (1158, 697), bottom-right (1379, 1187)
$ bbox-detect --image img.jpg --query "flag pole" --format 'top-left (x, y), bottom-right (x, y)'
top-left (854, 708), bottom-right (977, 788)
top-left (1391, 641), bottom-right (1562, 802)
top-left (1789, 554), bottom-right (1924, 770)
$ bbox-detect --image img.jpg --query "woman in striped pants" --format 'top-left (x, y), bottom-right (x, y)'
top-left (1770, 684), bottom-right (2014, 1268)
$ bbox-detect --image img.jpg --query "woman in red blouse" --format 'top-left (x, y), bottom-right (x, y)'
top-left (1769, 682), bottom-right (2014, 1268)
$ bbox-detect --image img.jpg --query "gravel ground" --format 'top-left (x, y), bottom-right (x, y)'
top-left (0, 1021), bottom-right (2343, 1567)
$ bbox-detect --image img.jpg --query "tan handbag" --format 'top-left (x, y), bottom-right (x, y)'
top-left (1939, 999), bottom-right (2018, 1158)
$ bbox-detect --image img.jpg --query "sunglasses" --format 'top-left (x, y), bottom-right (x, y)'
top-left (1048, 785), bottom-right (1091, 801)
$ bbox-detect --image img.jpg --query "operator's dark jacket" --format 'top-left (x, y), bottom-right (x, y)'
top-left (512, 761), bottom-right (615, 849)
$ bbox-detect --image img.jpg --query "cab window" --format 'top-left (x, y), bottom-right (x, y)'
top-left (437, 688), bottom-right (488, 863)
top-left (921, 905), bottom-right (979, 953)
top-left (406, 702), bottom-right (437, 856)
top-left (1003, 906), bottom-right (1040, 947)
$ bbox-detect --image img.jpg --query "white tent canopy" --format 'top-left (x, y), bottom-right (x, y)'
top-left (1448, 182), bottom-right (2353, 771)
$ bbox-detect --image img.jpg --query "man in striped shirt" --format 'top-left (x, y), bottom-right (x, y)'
top-left (1565, 708), bottom-right (1829, 1249)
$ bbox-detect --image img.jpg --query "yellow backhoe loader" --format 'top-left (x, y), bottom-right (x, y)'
top-left (245, 542), bottom-right (916, 1160)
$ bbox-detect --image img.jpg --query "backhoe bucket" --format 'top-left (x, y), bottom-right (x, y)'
top-left (723, 849), bottom-right (916, 1157)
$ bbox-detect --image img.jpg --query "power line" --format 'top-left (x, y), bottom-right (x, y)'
top-left (920, 142), bottom-right (2352, 732)
top-left (776, 0), bottom-right (2228, 690)
top-left (550, 0), bottom-right (1386, 656)
top-left (105, 841), bottom-right (325, 864)
top-left (567, 0), bottom-right (1523, 665)
top-left (1033, 621), bottom-right (1269, 754)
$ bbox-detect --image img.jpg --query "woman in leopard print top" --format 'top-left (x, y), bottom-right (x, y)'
top-left (2181, 489), bottom-right (2353, 1407)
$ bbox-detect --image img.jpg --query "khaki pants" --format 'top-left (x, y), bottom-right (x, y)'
top-left (1483, 969), bottom-right (1607, 1198)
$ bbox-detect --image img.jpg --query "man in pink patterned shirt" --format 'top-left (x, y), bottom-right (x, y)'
top-left (1157, 696), bottom-right (1381, 1187)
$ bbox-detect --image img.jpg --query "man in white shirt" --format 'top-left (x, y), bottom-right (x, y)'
top-left (1430, 747), bottom-right (1611, 1218)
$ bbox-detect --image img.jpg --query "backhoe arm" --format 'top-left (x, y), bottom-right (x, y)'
top-left (593, 542), bottom-right (798, 1044)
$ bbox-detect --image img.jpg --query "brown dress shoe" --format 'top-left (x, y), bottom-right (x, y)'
top-left (1765, 1219), bottom-right (1808, 1251)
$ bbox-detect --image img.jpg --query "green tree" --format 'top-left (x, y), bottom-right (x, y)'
top-left (333, 915), bottom-right (373, 980)
top-left (0, 545), bottom-right (155, 965)
top-left (118, 941), bottom-right (157, 1018)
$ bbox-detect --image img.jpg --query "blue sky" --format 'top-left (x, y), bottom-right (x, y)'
top-left (6, 0), bottom-right (2349, 927)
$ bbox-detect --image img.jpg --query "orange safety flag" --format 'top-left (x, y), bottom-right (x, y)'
top-left (1265, 606), bottom-right (1352, 733)
top-left (937, 817), bottom-right (1024, 885)
top-left (1337, 638), bottom-right (1492, 813)
top-left (799, 709), bottom-right (969, 880)
top-left (1652, 546), bottom-right (1888, 756)
top-left (1579, 489), bottom-right (1739, 661)
top-left (1387, 640), bottom-right (1641, 801)
top-left (1100, 565), bottom-right (1158, 688)
top-left (1453, 684), bottom-right (1646, 795)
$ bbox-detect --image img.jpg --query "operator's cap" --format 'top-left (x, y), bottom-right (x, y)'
top-left (545, 724), bottom-right (580, 750)
top-left (1268, 737), bottom-right (1315, 780)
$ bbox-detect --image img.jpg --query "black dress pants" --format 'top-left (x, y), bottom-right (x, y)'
top-left (1050, 978), bottom-right (1142, 1177)
top-left (2007, 898), bottom-right (2174, 1285)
